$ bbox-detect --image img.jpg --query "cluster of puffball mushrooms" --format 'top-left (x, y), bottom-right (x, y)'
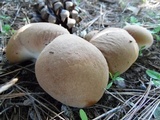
top-left (28, 0), bottom-right (81, 33)
top-left (5, 22), bottom-right (153, 108)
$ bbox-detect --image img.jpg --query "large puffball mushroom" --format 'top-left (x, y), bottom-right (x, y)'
top-left (123, 25), bottom-right (154, 49)
top-left (6, 23), bottom-right (69, 63)
top-left (84, 30), bottom-right (99, 41)
top-left (90, 28), bottom-right (139, 74)
top-left (35, 34), bottom-right (109, 108)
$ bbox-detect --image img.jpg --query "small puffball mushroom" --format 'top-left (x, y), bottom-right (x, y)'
top-left (123, 25), bottom-right (154, 49)
top-left (35, 34), bottom-right (109, 108)
top-left (6, 23), bottom-right (69, 63)
top-left (90, 28), bottom-right (139, 74)
top-left (84, 30), bottom-right (99, 41)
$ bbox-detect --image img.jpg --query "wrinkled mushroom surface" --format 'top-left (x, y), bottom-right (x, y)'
top-left (35, 34), bottom-right (109, 108)
top-left (123, 25), bottom-right (153, 49)
top-left (90, 28), bottom-right (139, 74)
top-left (6, 23), bottom-right (69, 63)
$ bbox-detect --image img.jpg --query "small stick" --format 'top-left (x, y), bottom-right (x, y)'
top-left (0, 78), bottom-right (18, 94)
top-left (92, 106), bottom-right (123, 120)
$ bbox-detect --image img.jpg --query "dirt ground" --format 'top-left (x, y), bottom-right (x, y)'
top-left (0, 0), bottom-right (160, 120)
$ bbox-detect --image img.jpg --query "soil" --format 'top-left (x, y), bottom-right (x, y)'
top-left (0, 0), bottom-right (160, 120)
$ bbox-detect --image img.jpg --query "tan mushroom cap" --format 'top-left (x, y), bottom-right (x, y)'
top-left (123, 25), bottom-right (153, 49)
top-left (35, 34), bottom-right (109, 108)
top-left (90, 28), bottom-right (139, 74)
top-left (6, 23), bottom-right (69, 63)
top-left (84, 30), bottom-right (99, 41)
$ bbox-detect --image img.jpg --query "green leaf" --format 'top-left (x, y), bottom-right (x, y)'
top-left (108, 72), bottom-right (124, 89)
top-left (79, 109), bottom-right (88, 120)
top-left (11, 29), bottom-right (15, 35)
top-left (77, 0), bottom-right (81, 3)
top-left (112, 72), bottom-right (120, 80)
top-left (154, 104), bottom-right (160, 119)
top-left (0, 15), bottom-right (11, 20)
top-left (142, 0), bottom-right (147, 3)
top-left (106, 82), bottom-right (113, 89)
top-left (109, 72), bottom-right (113, 79)
top-left (130, 16), bottom-right (138, 23)
top-left (139, 46), bottom-right (145, 56)
top-left (155, 34), bottom-right (160, 41)
top-left (152, 80), bottom-right (160, 87)
top-left (152, 26), bottom-right (160, 34)
top-left (2, 24), bottom-right (11, 33)
top-left (146, 69), bottom-right (160, 80)
top-left (115, 77), bottom-right (125, 81)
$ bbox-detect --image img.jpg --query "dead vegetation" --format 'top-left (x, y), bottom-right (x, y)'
top-left (0, 0), bottom-right (160, 120)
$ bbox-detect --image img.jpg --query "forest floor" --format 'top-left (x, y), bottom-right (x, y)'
top-left (0, 0), bottom-right (160, 120)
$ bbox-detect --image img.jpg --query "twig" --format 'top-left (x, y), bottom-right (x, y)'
top-left (121, 81), bottom-right (152, 120)
top-left (92, 105), bottom-right (123, 120)
top-left (15, 85), bottom-right (66, 120)
top-left (0, 78), bottom-right (18, 94)
top-left (0, 92), bottom-right (26, 99)
top-left (0, 63), bottom-right (34, 77)
top-left (30, 96), bottom-right (43, 120)
top-left (106, 90), bottom-right (125, 103)
top-left (138, 94), bottom-right (160, 119)
top-left (15, 64), bottom-right (35, 73)
top-left (148, 63), bottom-right (160, 70)
top-left (0, 106), bottom-right (13, 115)
top-left (10, 3), bottom-right (21, 27)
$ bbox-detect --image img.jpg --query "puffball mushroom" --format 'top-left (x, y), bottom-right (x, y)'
top-left (6, 23), bottom-right (69, 63)
top-left (90, 28), bottom-right (139, 74)
top-left (123, 25), bottom-right (153, 49)
top-left (35, 34), bottom-right (109, 108)
top-left (84, 30), bottom-right (99, 41)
